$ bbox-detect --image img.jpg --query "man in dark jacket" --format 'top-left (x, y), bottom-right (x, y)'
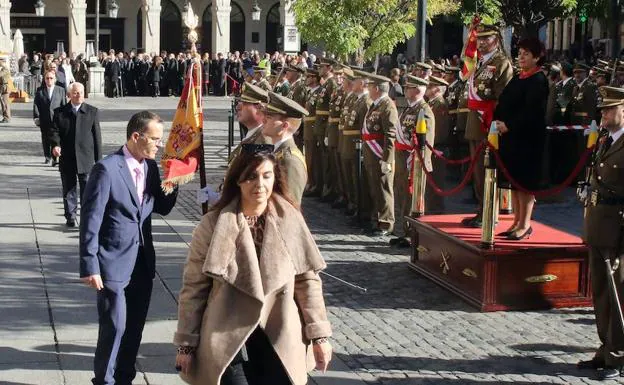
top-left (34, 69), bottom-right (67, 165)
top-left (50, 82), bottom-right (102, 227)
top-left (213, 52), bottom-right (227, 96)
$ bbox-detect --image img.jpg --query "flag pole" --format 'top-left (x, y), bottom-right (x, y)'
top-left (184, 4), bottom-right (209, 214)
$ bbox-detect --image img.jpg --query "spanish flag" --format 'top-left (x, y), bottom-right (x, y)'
top-left (460, 15), bottom-right (480, 81)
top-left (160, 58), bottom-right (203, 194)
top-left (488, 121), bottom-right (499, 150)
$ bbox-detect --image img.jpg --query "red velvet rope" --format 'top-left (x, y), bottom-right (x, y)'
top-left (424, 141), bottom-right (474, 165)
top-left (489, 143), bottom-right (594, 198)
top-left (226, 74), bottom-right (241, 95)
top-left (412, 141), bottom-right (485, 196)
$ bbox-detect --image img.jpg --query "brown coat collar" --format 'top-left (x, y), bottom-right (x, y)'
top-left (202, 195), bottom-right (326, 302)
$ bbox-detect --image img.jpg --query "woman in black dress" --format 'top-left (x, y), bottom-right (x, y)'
top-left (494, 37), bottom-right (549, 240)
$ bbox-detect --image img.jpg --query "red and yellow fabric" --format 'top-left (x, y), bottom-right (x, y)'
top-left (161, 59), bottom-right (203, 194)
top-left (460, 15), bottom-right (480, 82)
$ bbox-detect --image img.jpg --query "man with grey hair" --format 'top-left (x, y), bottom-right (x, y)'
top-left (363, 73), bottom-right (398, 236)
top-left (51, 82), bottom-right (102, 227)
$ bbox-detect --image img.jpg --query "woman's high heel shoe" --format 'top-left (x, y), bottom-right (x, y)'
top-left (497, 229), bottom-right (516, 237)
top-left (506, 227), bottom-right (533, 241)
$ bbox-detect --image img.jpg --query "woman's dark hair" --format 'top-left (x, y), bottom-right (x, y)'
top-left (211, 150), bottom-right (299, 212)
top-left (517, 37), bottom-right (546, 66)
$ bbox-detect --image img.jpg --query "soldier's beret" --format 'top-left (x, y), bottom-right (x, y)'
top-left (364, 72), bottom-right (391, 84)
top-left (476, 24), bottom-right (500, 37)
top-left (403, 75), bottom-right (429, 88)
top-left (428, 76), bottom-right (449, 87)
top-left (236, 82), bottom-right (269, 104)
top-left (265, 91), bottom-right (310, 118)
top-left (573, 63), bottom-right (591, 72)
top-left (415, 62), bottom-right (432, 70)
top-left (597, 86), bottom-right (624, 108)
top-left (444, 66), bottom-right (461, 73)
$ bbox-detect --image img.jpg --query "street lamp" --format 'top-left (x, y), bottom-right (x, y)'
top-left (108, 0), bottom-right (119, 18)
top-left (251, 0), bottom-right (261, 21)
top-left (34, 0), bottom-right (46, 17)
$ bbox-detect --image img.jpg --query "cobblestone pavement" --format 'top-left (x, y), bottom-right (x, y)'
top-left (2, 96), bottom-right (617, 385)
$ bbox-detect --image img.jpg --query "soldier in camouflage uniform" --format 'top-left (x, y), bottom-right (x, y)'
top-left (302, 69), bottom-right (322, 195)
top-left (390, 76), bottom-right (434, 248)
top-left (363, 73), bottom-right (398, 236)
top-left (311, 58), bottom-right (338, 200)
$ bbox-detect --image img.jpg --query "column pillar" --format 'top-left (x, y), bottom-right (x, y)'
top-left (553, 18), bottom-right (561, 54)
top-left (212, 0), bottom-right (231, 55)
top-left (280, 0), bottom-right (300, 53)
top-left (0, 0), bottom-right (11, 53)
top-left (142, 0), bottom-right (161, 55)
top-left (545, 21), bottom-right (553, 52)
top-left (562, 17), bottom-right (570, 52)
top-left (68, 0), bottom-right (87, 56)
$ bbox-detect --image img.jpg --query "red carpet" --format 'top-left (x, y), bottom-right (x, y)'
top-left (419, 214), bottom-right (584, 251)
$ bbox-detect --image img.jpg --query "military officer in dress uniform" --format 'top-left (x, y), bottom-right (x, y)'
top-left (312, 58), bottom-right (339, 200)
top-left (363, 73), bottom-right (398, 236)
top-left (262, 91), bottom-right (309, 203)
top-left (339, 69), bottom-right (367, 216)
top-left (413, 62), bottom-right (433, 80)
top-left (327, 65), bottom-right (350, 208)
top-left (303, 68), bottom-right (322, 195)
top-left (390, 76), bottom-right (434, 248)
top-left (444, 66), bottom-right (467, 177)
top-left (431, 63), bottom-right (445, 79)
top-left (578, 86), bottom-right (624, 381)
top-left (229, 82), bottom-right (271, 163)
top-left (462, 23), bottom-right (514, 228)
top-left (285, 64), bottom-right (308, 149)
top-left (252, 66), bottom-right (272, 92)
top-left (426, 76), bottom-right (450, 213)
top-left (547, 62), bottom-right (577, 184)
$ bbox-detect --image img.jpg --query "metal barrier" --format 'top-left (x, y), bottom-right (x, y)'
top-left (13, 74), bottom-right (40, 96)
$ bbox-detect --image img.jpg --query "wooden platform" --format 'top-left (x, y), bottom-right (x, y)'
top-left (406, 214), bottom-right (592, 311)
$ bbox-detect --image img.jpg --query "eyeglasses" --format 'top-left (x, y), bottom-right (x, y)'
top-left (140, 133), bottom-right (164, 146)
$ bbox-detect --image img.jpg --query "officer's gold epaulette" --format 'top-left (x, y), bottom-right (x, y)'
top-left (280, 146), bottom-right (307, 170)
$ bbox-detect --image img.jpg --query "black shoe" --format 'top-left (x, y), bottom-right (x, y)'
top-left (461, 216), bottom-right (482, 228)
top-left (397, 238), bottom-right (411, 248)
top-left (497, 229), bottom-right (515, 237)
top-left (66, 218), bottom-right (76, 227)
top-left (577, 357), bottom-right (605, 370)
top-left (370, 229), bottom-right (391, 237)
top-left (506, 227), bottom-right (532, 241)
top-left (44, 158), bottom-right (51, 164)
top-left (389, 237), bottom-right (402, 246)
top-left (597, 366), bottom-right (620, 380)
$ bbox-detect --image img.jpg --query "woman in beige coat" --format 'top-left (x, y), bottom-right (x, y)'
top-left (174, 144), bottom-right (333, 385)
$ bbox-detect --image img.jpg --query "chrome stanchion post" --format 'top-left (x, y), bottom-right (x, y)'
top-left (355, 139), bottom-right (363, 225)
top-left (411, 109), bottom-right (428, 217)
top-left (481, 122), bottom-right (499, 249)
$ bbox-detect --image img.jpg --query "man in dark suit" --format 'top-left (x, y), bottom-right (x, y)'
top-left (79, 111), bottom-right (177, 385)
top-left (34, 69), bottom-right (67, 165)
top-left (50, 82), bottom-right (102, 227)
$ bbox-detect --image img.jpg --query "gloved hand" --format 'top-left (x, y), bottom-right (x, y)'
top-left (379, 160), bottom-right (392, 175)
top-left (197, 186), bottom-right (221, 205)
top-left (324, 137), bottom-right (329, 146)
top-left (34, 118), bottom-right (40, 127)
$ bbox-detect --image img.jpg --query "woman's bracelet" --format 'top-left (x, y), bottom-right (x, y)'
top-left (177, 345), bottom-right (196, 355)
top-left (312, 337), bottom-right (329, 345)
